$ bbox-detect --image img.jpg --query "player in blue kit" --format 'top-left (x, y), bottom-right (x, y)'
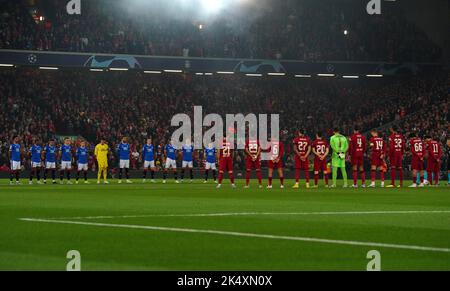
top-left (180, 139), bottom-right (194, 183)
top-left (76, 140), bottom-right (90, 184)
top-left (28, 138), bottom-right (43, 184)
top-left (163, 139), bottom-right (178, 183)
top-left (142, 138), bottom-right (156, 183)
top-left (43, 139), bottom-right (57, 184)
top-left (59, 138), bottom-right (74, 184)
top-left (117, 137), bottom-right (132, 183)
top-left (9, 136), bottom-right (22, 185)
top-left (203, 143), bottom-right (217, 183)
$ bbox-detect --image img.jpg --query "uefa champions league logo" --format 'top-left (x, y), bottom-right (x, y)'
top-left (170, 106), bottom-right (279, 161)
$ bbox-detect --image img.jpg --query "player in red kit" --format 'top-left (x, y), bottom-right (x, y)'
top-left (312, 132), bottom-right (329, 188)
top-left (348, 127), bottom-right (367, 187)
top-left (244, 139), bottom-right (262, 188)
top-left (386, 126), bottom-right (405, 187)
top-left (216, 137), bottom-right (236, 189)
top-left (266, 137), bottom-right (284, 189)
top-left (292, 129), bottom-right (311, 188)
top-left (368, 129), bottom-right (387, 187)
top-left (408, 133), bottom-right (426, 187)
top-left (425, 135), bottom-right (442, 186)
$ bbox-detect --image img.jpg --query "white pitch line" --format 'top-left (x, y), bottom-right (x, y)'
top-left (19, 218), bottom-right (450, 253)
top-left (25, 210), bottom-right (450, 221)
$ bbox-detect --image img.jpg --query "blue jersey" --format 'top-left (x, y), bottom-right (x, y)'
top-left (76, 147), bottom-right (88, 164)
top-left (205, 147), bottom-right (216, 163)
top-left (165, 144), bottom-right (177, 160)
top-left (30, 145), bottom-right (42, 163)
top-left (9, 143), bottom-right (21, 162)
top-left (182, 145), bottom-right (194, 162)
top-left (117, 143), bottom-right (130, 160)
top-left (60, 145), bottom-right (72, 162)
top-left (143, 144), bottom-right (155, 161)
top-left (44, 145), bottom-right (57, 163)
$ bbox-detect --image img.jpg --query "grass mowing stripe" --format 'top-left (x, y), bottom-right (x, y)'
top-left (26, 210), bottom-right (450, 220)
top-left (20, 218), bottom-right (450, 253)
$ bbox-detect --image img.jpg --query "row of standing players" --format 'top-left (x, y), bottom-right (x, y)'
top-left (7, 126), bottom-right (445, 188)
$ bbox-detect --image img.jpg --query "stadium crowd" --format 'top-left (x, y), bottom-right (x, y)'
top-left (0, 68), bottom-right (448, 172)
top-left (0, 0), bottom-right (442, 62)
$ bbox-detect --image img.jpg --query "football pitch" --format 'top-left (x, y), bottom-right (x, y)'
top-left (0, 178), bottom-right (449, 271)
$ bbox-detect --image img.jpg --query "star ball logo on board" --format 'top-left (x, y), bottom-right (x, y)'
top-left (170, 106), bottom-right (279, 161)
top-left (28, 54), bottom-right (37, 64)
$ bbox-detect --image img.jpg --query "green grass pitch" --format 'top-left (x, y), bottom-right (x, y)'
top-left (0, 178), bottom-right (449, 271)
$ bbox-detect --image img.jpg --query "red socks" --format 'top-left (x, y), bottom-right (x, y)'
top-left (391, 168), bottom-right (396, 185)
top-left (353, 170), bottom-right (365, 184)
top-left (246, 170), bottom-right (262, 185)
top-left (314, 173), bottom-right (328, 186)
top-left (256, 170), bottom-right (262, 185)
top-left (399, 169), bottom-right (403, 186)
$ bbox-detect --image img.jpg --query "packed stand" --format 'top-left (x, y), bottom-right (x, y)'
top-left (0, 67), bottom-right (447, 171)
top-left (0, 0), bottom-right (442, 62)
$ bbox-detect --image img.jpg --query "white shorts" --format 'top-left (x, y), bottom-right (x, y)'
top-left (182, 161), bottom-right (193, 168)
top-left (61, 161), bottom-right (72, 170)
top-left (78, 163), bottom-right (88, 171)
top-left (205, 162), bottom-right (216, 170)
top-left (165, 158), bottom-right (177, 169)
top-left (46, 162), bottom-right (56, 169)
top-left (10, 161), bottom-right (21, 171)
top-left (144, 160), bottom-right (155, 168)
top-left (31, 161), bottom-right (41, 168)
top-left (119, 159), bottom-right (130, 169)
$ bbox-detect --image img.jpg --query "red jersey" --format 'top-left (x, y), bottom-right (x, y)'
top-left (245, 140), bottom-right (261, 159)
top-left (268, 141), bottom-right (284, 161)
top-left (388, 133), bottom-right (405, 155)
top-left (369, 137), bottom-right (386, 157)
top-left (293, 136), bottom-right (311, 156)
top-left (349, 133), bottom-right (366, 157)
top-left (426, 140), bottom-right (442, 161)
top-left (312, 139), bottom-right (329, 159)
top-left (219, 141), bottom-right (233, 159)
top-left (409, 138), bottom-right (425, 159)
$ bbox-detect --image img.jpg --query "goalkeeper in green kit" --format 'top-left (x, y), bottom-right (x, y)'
top-left (330, 128), bottom-right (349, 187)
